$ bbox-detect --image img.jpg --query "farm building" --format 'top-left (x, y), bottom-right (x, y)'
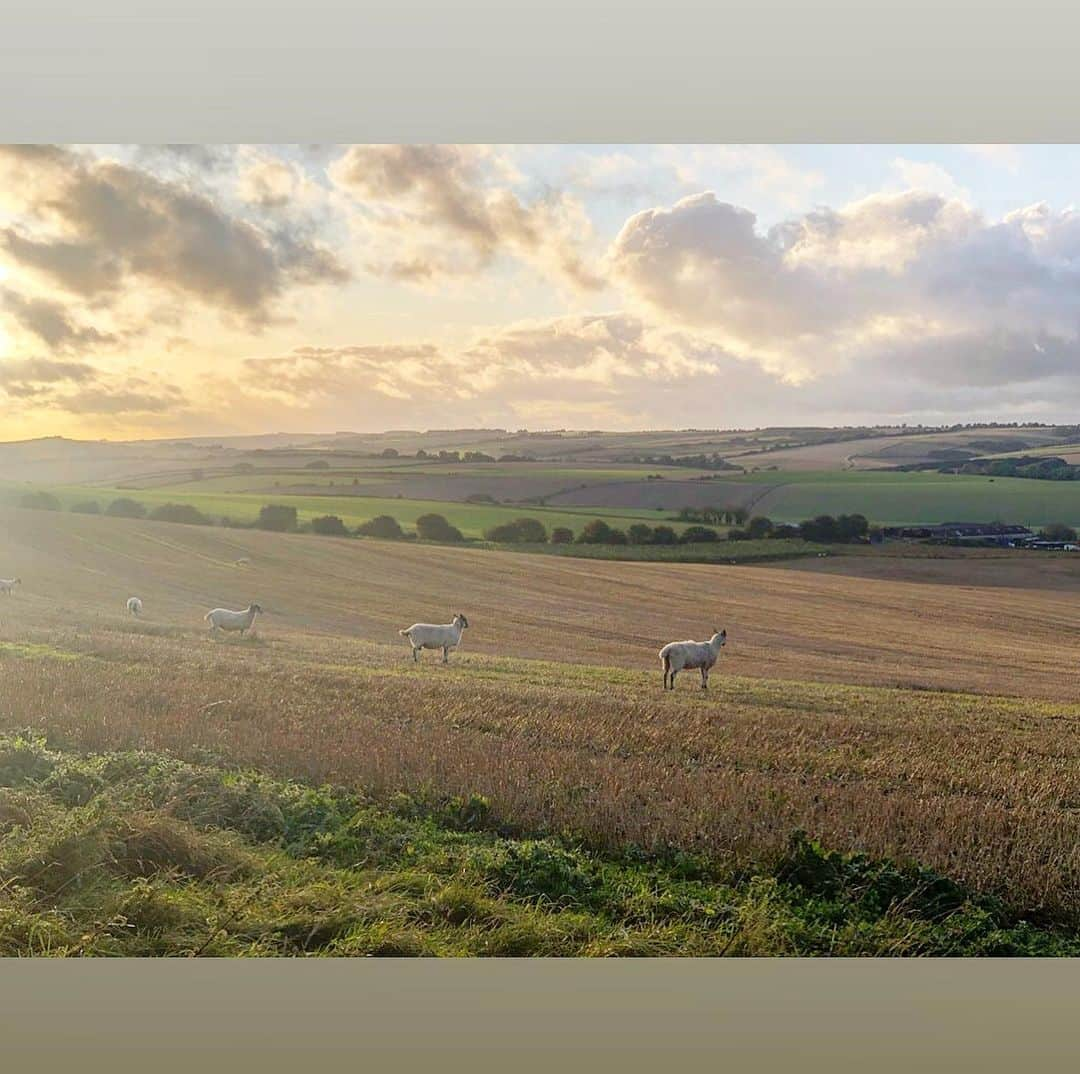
top-left (882, 522), bottom-right (1034, 546)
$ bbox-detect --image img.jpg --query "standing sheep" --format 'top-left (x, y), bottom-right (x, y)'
top-left (0, 578), bottom-right (21, 596)
top-left (399, 613), bottom-right (469, 663)
top-left (127, 596), bottom-right (143, 616)
top-left (659, 629), bottom-right (727, 690)
top-left (205, 603), bottom-right (262, 635)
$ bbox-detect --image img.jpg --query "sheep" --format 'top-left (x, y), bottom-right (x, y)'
top-left (205, 603), bottom-right (262, 635)
top-left (659, 629), bottom-right (727, 691)
top-left (127, 596), bottom-right (143, 616)
top-left (0, 578), bottom-right (21, 596)
top-left (399, 613), bottom-right (469, 664)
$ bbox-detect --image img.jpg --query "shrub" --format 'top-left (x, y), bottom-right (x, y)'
top-left (576, 519), bottom-right (614, 544)
top-left (311, 515), bottom-right (349, 537)
top-left (799, 515), bottom-right (838, 543)
top-left (550, 527), bottom-right (574, 545)
top-left (357, 515), bottom-right (405, 540)
top-left (627, 523), bottom-right (654, 545)
top-left (651, 525), bottom-right (678, 545)
top-left (679, 525), bottom-right (720, 544)
top-left (19, 490), bottom-right (61, 511)
top-left (484, 518), bottom-right (548, 543)
top-left (149, 503), bottom-right (211, 526)
top-left (771, 523), bottom-right (799, 539)
top-left (106, 497), bottom-right (146, 519)
top-left (747, 515), bottom-right (774, 539)
top-left (416, 513), bottom-right (465, 542)
top-left (1040, 522), bottom-right (1078, 542)
top-left (69, 500), bottom-right (101, 515)
top-left (606, 529), bottom-right (628, 545)
top-left (836, 513), bottom-right (869, 543)
top-left (466, 493), bottom-right (497, 504)
top-left (257, 504), bottom-right (298, 532)
top-left (304, 460), bottom-right (330, 470)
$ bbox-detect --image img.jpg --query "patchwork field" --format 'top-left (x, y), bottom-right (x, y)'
top-left (4, 506), bottom-right (1080, 953)
top-left (0, 481), bottom-right (687, 538)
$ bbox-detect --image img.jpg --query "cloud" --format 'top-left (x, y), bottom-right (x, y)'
top-left (0, 351), bottom-right (186, 415)
top-left (0, 287), bottom-right (118, 352)
top-left (890, 158), bottom-right (971, 203)
top-left (234, 312), bottom-right (780, 430)
top-left (0, 356), bottom-right (97, 396)
top-left (331, 144), bottom-right (604, 291)
top-left (0, 145), bottom-right (348, 328)
top-left (608, 188), bottom-right (1080, 389)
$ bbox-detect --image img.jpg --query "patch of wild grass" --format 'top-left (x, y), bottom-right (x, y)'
top-left (0, 733), bottom-right (1076, 956)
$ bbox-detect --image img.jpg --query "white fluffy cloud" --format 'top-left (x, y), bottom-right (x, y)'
top-left (609, 189), bottom-right (1080, 390)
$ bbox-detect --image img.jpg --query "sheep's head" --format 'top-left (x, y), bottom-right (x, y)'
top-left (250, 603), bottom-right (263, 614)
top-left (455, 613), bottom-right (469, 629)
top-left (712, 629), bottom-right (727, 647)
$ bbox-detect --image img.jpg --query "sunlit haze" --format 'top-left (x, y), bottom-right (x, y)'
top-left (3, 143), bottom-right (1079, 441)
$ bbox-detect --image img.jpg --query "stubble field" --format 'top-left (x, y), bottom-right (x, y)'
top-left (3, 506), bottom-right (1080, 953)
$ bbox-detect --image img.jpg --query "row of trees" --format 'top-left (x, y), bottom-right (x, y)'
top-left (17, 490), bottom-right (871, 548)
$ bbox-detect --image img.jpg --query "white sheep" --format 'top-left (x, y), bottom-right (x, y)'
top-left (205, 603), bottom-right (262, 635)
top-left (659, 629), bottom-right (727, 690)
top-left (399, 613), bottom-right (469, 663)
top-left (127, 596), bottom-right (143, 616)
top-left (0, 577), bottom-right (21, 596)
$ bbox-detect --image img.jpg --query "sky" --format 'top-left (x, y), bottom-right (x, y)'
top-left (4, 143), bottom-right (1080, 440)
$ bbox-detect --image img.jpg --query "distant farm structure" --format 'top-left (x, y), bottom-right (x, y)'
top-left (879, 521), bottom-right (1075, 549)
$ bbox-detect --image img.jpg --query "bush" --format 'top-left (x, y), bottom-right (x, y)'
top-left (257, 504), bottom-right (298, 532)
top-left (304, 460), bottom-right (330, 470)
top-left (465, 493), bottom-right (497, 504)
top-left (772, 523), bottom-right (799, 539)
top-left (1040, 522), bottom-right (1078, 542)
top-left (627, 523), bottom-right (654, 545)
top-left (19, 490), bottom-right (61, 511)
top-left (69, 500), bottom-right (101, 515)
top-left (311, 515), bottom-right (349, 537)
top-left (550, 527), bottom-right (574, 545)
top-left (747, 516), bottom-right (774, 539)
top-left (799, 515), bottom-right (838, 543)
top-left (836, 513), bottom-right (869, 542)
top-left (576, 519), bottom-right (614, 544)
top-left (149, 503), bottom-right (210, 526)
top-left (415, 513), bottom-right (464, 542)
top-left (651, 525), bottom-right (678, 545)
top-left (106, 497), bottom-right (146, 519)
top-left (606, 529), bottom-right (628, 545)
top-left (679, 525), bottom-right (720, 544)
top-left (357, 515), bottom-right (404, 540)
top-left (484, 517), bottom-right (548, 543)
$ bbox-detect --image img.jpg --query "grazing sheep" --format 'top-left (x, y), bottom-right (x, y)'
top-left (399, 613), bottom-right (469, 664)
top-left (205, 603), bottom-right (262, 635)
top-left (0, 578), bottom-right (21, 596)
top-left (235, 557), bottom-right (251, 566)
top-left (659, 629), bottom-right (727, 690)
top-left (127, 596), bottom-right (143, 616)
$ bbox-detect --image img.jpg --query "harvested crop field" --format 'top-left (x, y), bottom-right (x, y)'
top-left (5, 507), bottom-right (1080, 948)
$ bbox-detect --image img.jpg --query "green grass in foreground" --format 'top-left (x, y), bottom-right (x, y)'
top-left (1, 733), bottom-right (1074, 956)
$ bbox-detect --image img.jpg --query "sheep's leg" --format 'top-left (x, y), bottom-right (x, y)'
top-left (701, 667), bottom-right (708, 690)
top-left (670, 669), bottom-right (677, 689)
top-left (412, 646), bottom-right (419, 663)
top-left (442, 646), bottom-right (449, 664)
